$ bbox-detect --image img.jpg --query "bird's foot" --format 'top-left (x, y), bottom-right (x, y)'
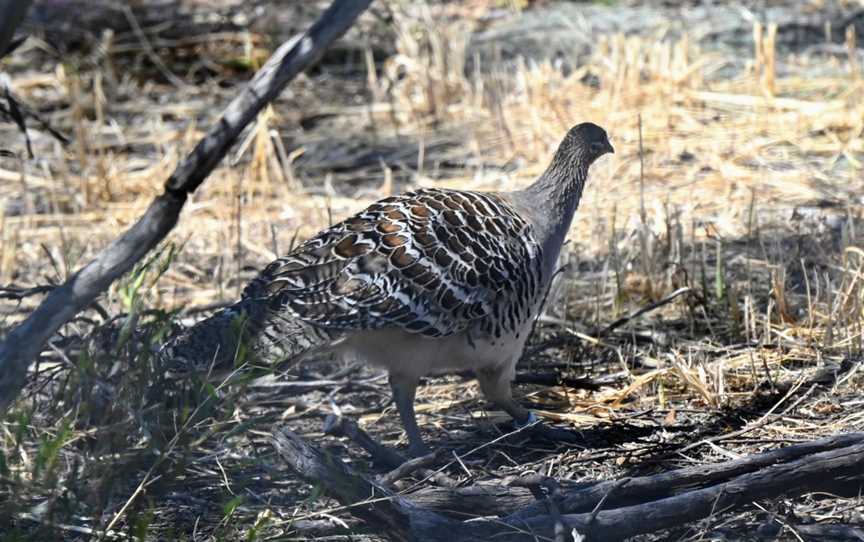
top-left (513, 412), bottom-right (582, 444)
top-left (513, 411), bottom-right (541, 429)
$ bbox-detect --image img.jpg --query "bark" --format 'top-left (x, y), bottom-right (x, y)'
top-left (271, 429), bottom-right (864, 542)
top-left (271, 427), bottom-right (463, 542)
top-left (0, 0), bottom-right (374, 415)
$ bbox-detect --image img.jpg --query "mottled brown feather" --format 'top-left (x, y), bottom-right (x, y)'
top-left (241, 188), bottom-right (543, 338)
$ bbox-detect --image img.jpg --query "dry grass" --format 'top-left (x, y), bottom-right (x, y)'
top-left (1, 1), bottom-right (864, 539)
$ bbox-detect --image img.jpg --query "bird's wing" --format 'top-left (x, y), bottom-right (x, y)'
top-left (244, 188), bottom-right (543, 338)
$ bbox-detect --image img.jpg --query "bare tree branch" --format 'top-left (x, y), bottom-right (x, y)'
top-left (0, 0), bottom-right (374, 414)
top-left (0, 0), bottom-right (31, 59)
top-left (271, 428), bottom-right (864, 541)
top-left (271, 426), bottom-right (461, 542)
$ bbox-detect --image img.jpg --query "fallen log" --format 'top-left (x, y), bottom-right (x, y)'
top-left (271, 426), bottom-right (462, 542)
top-left (271, 428), bottom-right (864, 541)
top-left (510, 431), bottom-right (864, 521)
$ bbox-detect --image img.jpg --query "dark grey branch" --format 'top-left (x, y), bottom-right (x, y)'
top-left (164, 0), bottom-right (373, 194)
top-left (271, 429), bottom-right (864, 541)
top-left (0, 0), bottom-right (374, 414)
top-left (536, 438), bottom-right (864, 540)
top-left (271, 426), bottom-right (464, 542)
top-left (0, 0), bottom-right (31, 59)
top-left (510, 430), bottom-right (864, 521)
top-left (323, 414), bottom-right (408, 470)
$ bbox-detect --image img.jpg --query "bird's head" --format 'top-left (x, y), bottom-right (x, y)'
top-left (524, 121), bottom-right (614, 204)
top-left (557, 122), bottom-right (614, 167)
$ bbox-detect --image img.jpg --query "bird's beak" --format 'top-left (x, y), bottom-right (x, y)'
top-left (606, 141), bottom-right (615, 154)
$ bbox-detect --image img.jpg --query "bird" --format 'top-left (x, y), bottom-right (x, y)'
top-left (160, 122), bottom-right (614, 456)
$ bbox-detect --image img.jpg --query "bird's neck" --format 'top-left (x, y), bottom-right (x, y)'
top-left (517, 158), bottom-right (589, 278)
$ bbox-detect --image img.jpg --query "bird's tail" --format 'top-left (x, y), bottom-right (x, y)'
top-left (158, 298), bottom-right (337, 377)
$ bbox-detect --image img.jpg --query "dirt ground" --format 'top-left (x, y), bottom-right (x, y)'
top-left (1, 0), bottom-right (864, 540)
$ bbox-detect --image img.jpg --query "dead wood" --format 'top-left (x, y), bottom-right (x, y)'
top-left (0, 1), bottom-right (31, 59)
top-left (399, 432), bottom-right (864, 521)
top-left (509, 431), bottom-right (864, 520)
top-left (0, 0), bottom-right (374, 415)
top-left (324, 413), bottom-right (408, 470)
top-left (527, 437), bottom-right (864, 540)
top-left (271, 426), bottom-right (462, 542)
top-left (377, 450), bottom-right (440, 487)
top-left (407, 482), bottom-right (537, 518)
top-left (792, 523), bottom-right (864, 540)
top-left (271, 427), bottom-right (864, 541)
top-left (323, 414), bottom-right (461, 488)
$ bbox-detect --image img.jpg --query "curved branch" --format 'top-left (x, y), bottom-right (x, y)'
top-left (0, 0), bottom-right (374, 414)
top-left (271, 428), bottom-right (864, 542)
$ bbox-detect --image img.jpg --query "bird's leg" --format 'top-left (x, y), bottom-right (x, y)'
top-left (476, 366), bottom-right (580, 443)
top-left (476, 366), bottom-right (532, 425)
top-left (389, 374), bottom-right (431, 457)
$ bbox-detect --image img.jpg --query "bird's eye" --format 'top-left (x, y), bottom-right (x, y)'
top-left (590, 141), bottom-right (605, 154)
